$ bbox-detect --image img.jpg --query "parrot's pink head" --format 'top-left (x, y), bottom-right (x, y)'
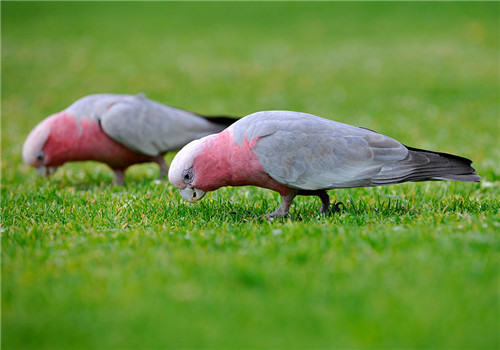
top-left (22, 112), bottom-right (80, 177)
top-left (169, 128), bottom-right (284, 202)
top-left (168, 135), bottom-right (211, 202)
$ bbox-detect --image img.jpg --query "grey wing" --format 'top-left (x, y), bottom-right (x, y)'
top-left (233, 111), bottom-right (409, 190)
top-left (99, 95), bottom-right (223, 156)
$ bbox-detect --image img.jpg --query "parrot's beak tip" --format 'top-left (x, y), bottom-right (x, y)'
top-left (35, 166), bottom-right (58, 177)
top-left (179, 186), bottom-right (206, 202)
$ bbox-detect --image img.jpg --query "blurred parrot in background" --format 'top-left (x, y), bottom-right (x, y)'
top-left (168, 111), bottom-right (480, 219)
top-left (23, 93), bottom-right (237, 184)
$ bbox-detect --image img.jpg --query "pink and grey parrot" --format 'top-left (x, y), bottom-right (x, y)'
top-left (168, 111), bottom-right (480, 219)
top-left (22, 93), bottom-right (237, 184)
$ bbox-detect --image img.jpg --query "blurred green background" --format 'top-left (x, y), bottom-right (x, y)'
top-left (2, 2), bottom-right (499, 349)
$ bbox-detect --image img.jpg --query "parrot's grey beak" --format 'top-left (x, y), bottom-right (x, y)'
top-left (35, 166), bottom-right (58, 177)
top-left (179, 186), bottom-right (206, 202)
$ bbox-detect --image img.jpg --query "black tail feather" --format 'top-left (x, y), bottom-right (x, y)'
top-left (404, 145), bottom-right (474, 166)
top-left (372, 145), bottom-right (480, 185)
top-left (199, 115), bottom-right (240, 127)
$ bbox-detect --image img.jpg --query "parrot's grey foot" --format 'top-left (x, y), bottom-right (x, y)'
top-left (317, 191), bottom-right (343, 215)
top-left (113, 169), bottom-right (125, 186)
top-left (155, 156), bottom-right (169, 179)
top-left (265, 191), bottom-right (297, 220)
top-left (265, 209), bottom-right (288, 220)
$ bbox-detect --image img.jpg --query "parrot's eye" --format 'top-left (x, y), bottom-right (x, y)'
top-left (182, 168), bottom-right (193, 183)
top-left (36, 151), bottom-right (44, 162)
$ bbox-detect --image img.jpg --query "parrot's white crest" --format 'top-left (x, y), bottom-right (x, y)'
top-left (168, 135), bottom-right (209, 189)
top-left (22, 116), bottom-right (52, 166)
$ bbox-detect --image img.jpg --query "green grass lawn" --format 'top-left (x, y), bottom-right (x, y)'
top-left (2, 2), bottom-right (499, 349)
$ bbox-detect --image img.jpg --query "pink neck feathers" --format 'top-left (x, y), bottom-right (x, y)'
top-left (193, 130), bottom-right (290, 195)
top-left (44, 113), bottom-right (152, 169)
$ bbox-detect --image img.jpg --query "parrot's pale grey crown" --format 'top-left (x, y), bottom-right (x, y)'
top-left (168, 136), bottom-right (208, 202)
top-left (22, 115), bottom-right (58, 177)
top-left (22, 93), bottom-right (237, 184)
top-left (169, 110), bottom-right (480, 219)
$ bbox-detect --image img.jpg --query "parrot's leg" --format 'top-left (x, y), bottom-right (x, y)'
top-left (265, 191), bottom-right (297, 220)
top-left (113, 169), bottom-right (125, 185)
top-left (318, 190), bottom-right (331, 214)
top-left (317, 191), bottom-right (343, 215)
top-left (155, 155), bottom-right (169, 179)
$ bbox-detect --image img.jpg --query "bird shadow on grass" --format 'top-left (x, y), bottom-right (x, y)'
top-left (195, 199), bottom-right (412, 224)
top-left (224, 196), bottom-right (490, 224)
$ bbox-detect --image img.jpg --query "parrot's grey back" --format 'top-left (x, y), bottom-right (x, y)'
top-left (66, 93), bottom-right (233, 156)
top-left (230, 111), bottom-right (479, 190)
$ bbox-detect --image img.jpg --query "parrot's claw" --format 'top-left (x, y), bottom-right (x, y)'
top-left (265, 210), bottom-right (288, 221)
top-left (320, 201), bottom-right (344, 215)
top-left (333, 201), bottom-right (345, 213)
top-left (265, 192), bottom-right (297, 220)
top-left (320, 203), bottom-right (330, 215)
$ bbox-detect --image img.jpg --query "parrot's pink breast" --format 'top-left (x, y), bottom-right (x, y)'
top-left (44, 113), bottom-right (153, 169)
top-left (193, 130), bottom-right (291, 195)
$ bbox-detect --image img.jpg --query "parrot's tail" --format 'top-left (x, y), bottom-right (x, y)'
top-left (372, 146), bottom-right (481, 185)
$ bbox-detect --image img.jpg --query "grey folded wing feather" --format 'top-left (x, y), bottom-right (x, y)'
top-left (97, 95), bottom-right (226, 156)
top-left (231, 111), bottom-right (409, 190)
